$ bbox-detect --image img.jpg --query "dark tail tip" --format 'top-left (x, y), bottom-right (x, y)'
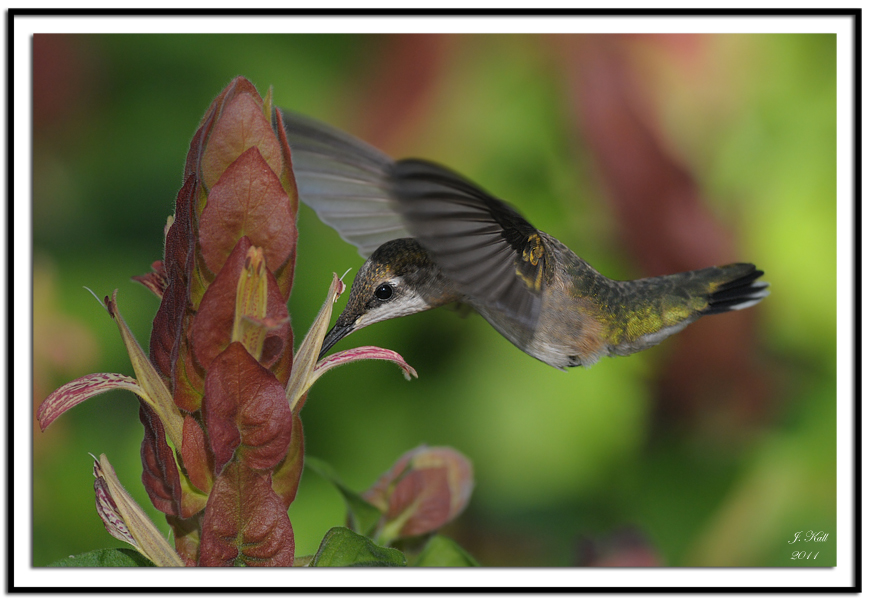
top-left (703, 264), bottom-right (770, 316)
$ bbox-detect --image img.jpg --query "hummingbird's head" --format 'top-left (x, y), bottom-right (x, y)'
top-left (319, 238), bottom-right (461, 358)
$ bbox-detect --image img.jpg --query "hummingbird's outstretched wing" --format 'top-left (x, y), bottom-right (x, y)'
top-left (281, 110), bottom-right (547, 329)
top-left (279, 110), bottom-right (412, 257)
top-left (390, 159), bottom-right (548, 330)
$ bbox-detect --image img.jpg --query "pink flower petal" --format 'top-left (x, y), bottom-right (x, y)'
top-left (313, 346), bottom-right (418, 383)
top-left (38, 373), bottom-right (140, 431)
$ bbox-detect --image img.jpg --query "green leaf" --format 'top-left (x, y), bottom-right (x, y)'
top-left (413, 535), bottom-right (479, 567)
top-left (311, 527), bottom-right (406, 567)
top-left (48, 548), bottom-right (156, 567)
top-left (305, 456), bottom-right (382, 536)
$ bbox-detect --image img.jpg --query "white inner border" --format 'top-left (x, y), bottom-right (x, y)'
top-left (9, 10), bottom-right (856, 592)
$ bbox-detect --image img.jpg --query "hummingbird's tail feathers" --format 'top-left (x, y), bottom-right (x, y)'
top-left (606, 262), bottom-right (768, 359)
top-left (701, 264), bottom-right (770, 316)
top-left (278, 109), bottom-right (412, 257)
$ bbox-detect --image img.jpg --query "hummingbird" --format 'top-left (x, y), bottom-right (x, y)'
top-left (280, 110), bottom-right (769, 370)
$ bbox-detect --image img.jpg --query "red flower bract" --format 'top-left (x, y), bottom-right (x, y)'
top-left (135, 77), bottom-right (301, 564)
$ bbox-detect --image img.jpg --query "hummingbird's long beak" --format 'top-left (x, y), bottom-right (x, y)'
top-left (318, 321), bottom-right (356, 360)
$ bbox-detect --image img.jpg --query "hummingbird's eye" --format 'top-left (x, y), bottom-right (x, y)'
top-left (374, 283), bottom-right (393, 301)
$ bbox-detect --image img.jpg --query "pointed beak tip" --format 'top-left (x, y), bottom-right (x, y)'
top-left (318, 321), bottom-right (354, 360)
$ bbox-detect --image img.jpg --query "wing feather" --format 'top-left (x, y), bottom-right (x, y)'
top-left (281, 110), bottom-right (411, 256)
top-left (392, 159), bottom-right (547, 329)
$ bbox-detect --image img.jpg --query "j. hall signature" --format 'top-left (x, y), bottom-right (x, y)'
top-left (788, 530), bottom-right (828, 561)
top-left (788, 530), bottom-right (829, 544)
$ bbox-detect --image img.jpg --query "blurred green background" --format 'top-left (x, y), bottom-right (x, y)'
top-left (32, 33), bottom-right (837, 567)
